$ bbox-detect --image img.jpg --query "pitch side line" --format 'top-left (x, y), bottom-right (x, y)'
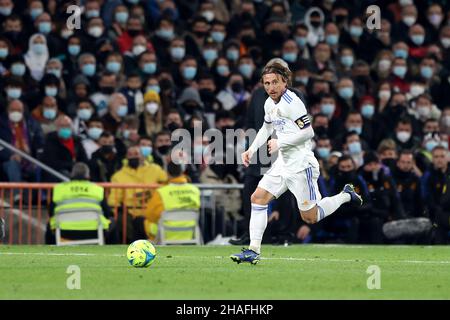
top-left (1, 252), bottom-right (450, 265)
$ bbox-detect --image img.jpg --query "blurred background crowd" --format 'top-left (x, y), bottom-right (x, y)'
top-left (1, 0), bottom-right (450, 244)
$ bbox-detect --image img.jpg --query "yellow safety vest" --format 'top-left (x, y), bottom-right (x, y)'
top-left (158, 183), bottom-right (200, 240)
top-left (50, 180), bottom-right (110, 231)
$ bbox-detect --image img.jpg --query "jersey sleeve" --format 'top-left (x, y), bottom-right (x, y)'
top-left (282, 91), bottom-right (310, 130)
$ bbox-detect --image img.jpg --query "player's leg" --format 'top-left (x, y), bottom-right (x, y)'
top-left (290, 167), bottom-right (362, 224)
top-left (231, 173), bottom-right (287, 264)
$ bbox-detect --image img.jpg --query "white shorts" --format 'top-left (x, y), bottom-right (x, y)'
top-left (258, 165), bottom-right (322, 211)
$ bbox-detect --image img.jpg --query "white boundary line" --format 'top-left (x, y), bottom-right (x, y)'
top-left (1, 252), bottom-right (450, 265)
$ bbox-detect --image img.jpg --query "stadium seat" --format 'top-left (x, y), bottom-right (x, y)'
top-left (55, 209), bottom-right (105, 246)
top-left (157, 210), bottom-right (203, 245)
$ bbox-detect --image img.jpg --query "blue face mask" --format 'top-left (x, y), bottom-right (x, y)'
top-left (47, 69), bottom-right (61, 78)
top-left (338, 87), bottom-right (354, 99)
top-left (68, 44), bottom-right (80, 56)
top-left (146, 85), bottom-right (160, 94)
top-left (0, 6), bottom-right (13, 16)
top-left (32, 43), bottom-right (46, 55)
top-left (326, 34), bottom-right (339, 46)
top-left (420, 66), bottom-right (433, 79)
top-left (140, 146), bottom-right (153, 157)
top-left (411, 34), bottom-right (425, 46)
top-left (348, 141), bottom-right (362, 154)
top-left (106, 61), bottom-right (121, 73)
top-left (183, 66), bottom-right (197, 80)
top-left (77, 109), bottom-right (92, 121)
top-left (30, 8), bottom-right (44, 20)
top-left (0, 48), bottom-right (8, 58)
top-left (82, 63), bottom-right (96, 77)
top-left (394, 49), bottom-right (408, 59)
top-left (321, 103), bottom-right (335, 116)
top-left (348, 126), bottom-right (362, 135)
top-left (211, 31), bottom-right (225, 43)
top-left (43, 108), bottom-right (57, 120)
top-left (239, 64), bottom-right (253, 78)
top-left (143, 62), bottom-right (156, 74)
top-left (170, 47), bottom-right (185, 60)
top-left (156, 28), bottom-right (174, 41)
top-left (38, 22), bottom-right (51, 34)
top-left (203, 49), bottom-right (218, 62)
top-left (58, 127), bottom-right (72, 139)
top-left (295, 36), bottom-right (307, 47)
top-left (282, 52), bottom-right (297, 63)
top-left (86, 10), bottom-right (100, 18)
top-left (117, 105), bottom-right (128, 117)
top-left (11, 63), bottom-right (26, 76)
top-left (7, 88), bottom-right (22, 99)
top-left (317, 147), bottom-right (331, 159)
top-left (393, 66), bottom-right (407, 78)
top-left (425, 140), bottom-right (439, 152)
top-left (361, 104), bottom-right (375, 119)
top-left (115, 11), bottom-right (129, 24)
top-left (88, 127), bottom-right (103, 140)
top-left (226, 49), bottom-right (239, 61)
top-left (349, 26), bottom-right (363, 38)
top-left (340, 55), bottom-right (354, 67)
top-left (216, 65), bottom-right (229, 76)
top-left (45, 87), bottom-right (58, 97)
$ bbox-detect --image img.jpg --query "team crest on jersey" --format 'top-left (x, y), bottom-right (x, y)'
top-left (295, 114), bottom-right (310, 129)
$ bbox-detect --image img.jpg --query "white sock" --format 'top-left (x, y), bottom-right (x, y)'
top-left (249, 203), bottom-right (268, 254)
top-left (316, 192), bottom-right (350, 222)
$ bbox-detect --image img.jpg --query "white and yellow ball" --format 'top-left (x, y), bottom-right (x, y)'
top-left (127, 240), bottom-right (156, 268)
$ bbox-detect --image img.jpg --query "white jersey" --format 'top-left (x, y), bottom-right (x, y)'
top-left (264, 89), bottom-right (319, 174)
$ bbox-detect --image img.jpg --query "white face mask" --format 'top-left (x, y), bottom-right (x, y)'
top-left (441, 37), bottom-right (450, 49)
top-left (396, 130), bottom-right (411, 143)
top-left (444, 115), bottom-right (450, 127)
top-left (378, 90), bottom-right (391, 100)
top-left (9, 111), bottom-right (23, 123)
top-left (133, 45), bottom-right (146, 56)
top-left (88, 26), bottom-right (103, 38)
top-left (410, 85), bottom-right (425, 97)
top-left (378, 59), bottom-right (392, 72)
top-left (417, 106), bottom-right (431, 118)
top-left (402, 16), bottom-right (416, 27)
top-left (145, 102), bottom-right (159, 115)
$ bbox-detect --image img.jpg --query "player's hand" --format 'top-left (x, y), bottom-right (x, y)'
top-left (241, 149), bottom-right (253, 167)
top-left (268, 139), bottom-right (280, 154)
top-left (296, 225), bottom-right (311, 240)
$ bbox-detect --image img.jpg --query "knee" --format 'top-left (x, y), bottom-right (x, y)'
top-left (300, 210), bottom-right (317, 224)
top-left (250, 192), bottom-right (267, 205)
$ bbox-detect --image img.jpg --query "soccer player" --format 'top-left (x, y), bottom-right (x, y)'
top-left (230, 63), bottom-right (363, 264)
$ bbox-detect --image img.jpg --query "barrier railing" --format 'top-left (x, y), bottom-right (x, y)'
top-left (0, 182), bottom-right (243, 245)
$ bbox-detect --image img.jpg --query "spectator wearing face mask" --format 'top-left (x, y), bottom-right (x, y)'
top-left (216, 73), bottom-right (251, 112)
top-left (88, 131), bottom-right (123, 182)
top-left (138, 90), bottom-right (162, 137)
top-left (108, 145), bottom-right (167, 242)
top-left (31, 95), bottom-right (62, 135)
top-left (25, 73), bottom-right (63, 112)
top-left (409, 94), bottom-right (441, 132)
top-left (176, 86), bottom-right (204, 121)
top-left (152, 130), bottom-right (172, 170)
top-left (392, 117), bottom-right (421, 152)
top-left (41, 115), bottom-right (88, 182)
top-left (101, 92), bottom-right (129, 135)
top-left (90, 72), bottom-right (118, 116)
top-left (81, 117), bottom-right (104, 159)
top-left (358, 96), bottom-right (379, 149)
top-left (0, 99), bottom-right (44, 185)
top-left (415, 132), bottom-right (446, 174)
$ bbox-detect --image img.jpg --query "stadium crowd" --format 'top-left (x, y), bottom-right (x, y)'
top-left (0, 0), bottom-right (450, 244)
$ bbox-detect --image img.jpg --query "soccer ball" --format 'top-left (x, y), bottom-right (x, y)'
top-left (127, 240), bottom-right (156, 268)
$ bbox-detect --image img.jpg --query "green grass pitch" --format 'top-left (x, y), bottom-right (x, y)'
top-left (1, 244), bottom-right (449, 299)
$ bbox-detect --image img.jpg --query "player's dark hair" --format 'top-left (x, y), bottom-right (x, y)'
top-left (261, 62), bottom-right (292, 86)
